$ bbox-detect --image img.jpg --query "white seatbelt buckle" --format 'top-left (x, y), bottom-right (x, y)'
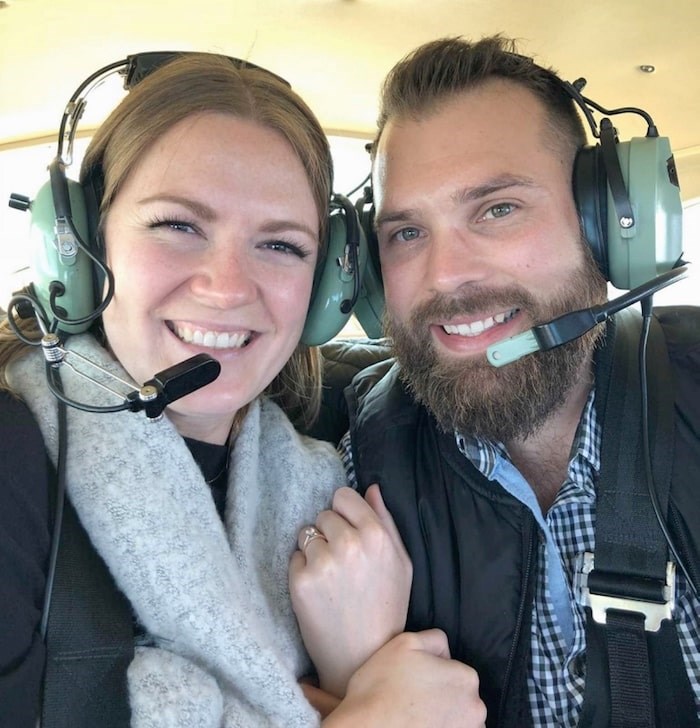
top-left (577, 551), bottom-right (675, 632)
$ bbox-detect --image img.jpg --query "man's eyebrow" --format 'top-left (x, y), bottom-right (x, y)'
top-left (451, 174), bottom-right (537, 204)
top-left (375, 174), bottom-right (538, 230)
top-left (374, 208), bottom-right (421, 230)
top-left (138, 194), bottom-right (217, 221)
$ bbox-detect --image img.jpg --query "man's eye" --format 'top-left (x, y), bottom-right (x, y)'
top-left (483, 203), bottom-right (515, 220)
top-left (393, 227), bottom-right (421, 243)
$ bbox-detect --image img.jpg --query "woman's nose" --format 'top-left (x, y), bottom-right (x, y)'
top-left (189, 245), bottom-right (258, 308)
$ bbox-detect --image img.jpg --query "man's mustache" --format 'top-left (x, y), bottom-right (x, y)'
top-left (406, 286), bottom-right (538, 328)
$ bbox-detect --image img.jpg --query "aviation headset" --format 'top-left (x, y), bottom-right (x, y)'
top-left (10, 51), bottom-right (684, 345)
top-left (351, 56), bottom-right (685, 340)
top-left (10, 51), bottom-right (371, 347)
top-left (564, 76), bottom-right (684, 289)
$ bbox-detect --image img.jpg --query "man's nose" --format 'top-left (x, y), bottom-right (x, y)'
top-left (424, 227), bottom-right (491, 294)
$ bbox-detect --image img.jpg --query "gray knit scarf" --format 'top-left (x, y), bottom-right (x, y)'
top-left (8, 335), bottom-right (346, 727)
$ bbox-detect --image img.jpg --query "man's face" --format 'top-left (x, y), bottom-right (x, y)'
top-left (373, 79), bottom-right (608, 440)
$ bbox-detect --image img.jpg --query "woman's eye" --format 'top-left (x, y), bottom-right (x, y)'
top-left (148, 217), bottom-right (198, 234)
top-left (482, 203), bottom-right (515, 220)
top-left (264, 240), bottom-right (310, 259)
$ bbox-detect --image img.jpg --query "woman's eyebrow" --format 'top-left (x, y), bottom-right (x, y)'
top-left (138, 194), bottom-right (217, 221)
top-left (259, 219), bottom-right (318, 239)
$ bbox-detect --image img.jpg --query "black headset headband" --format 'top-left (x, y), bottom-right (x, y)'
top-left (57, 52), bottom-right (291, 170)
top-left (10, 50), bottom-right (368, 345)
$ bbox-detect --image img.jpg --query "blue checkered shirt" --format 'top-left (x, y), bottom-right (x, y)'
top-left (339, 389), bottom-right (700, 725)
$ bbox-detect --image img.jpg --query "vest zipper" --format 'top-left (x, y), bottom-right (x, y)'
top-left (498, 518), bottom-right (537, 724)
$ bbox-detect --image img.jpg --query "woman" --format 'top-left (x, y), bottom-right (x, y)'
top-left (0, 53), bottom-right (483, 728)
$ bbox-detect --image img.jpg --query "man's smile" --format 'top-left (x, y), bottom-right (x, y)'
top-left (441, 308), bottom-right (518, 337)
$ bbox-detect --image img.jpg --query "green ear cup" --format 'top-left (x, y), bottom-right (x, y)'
top-left (30, 178), bottom-right (95, 333)
top-left (301, 209), bottom-right (368, 346)
top-left (606, 136), bottom-right (683, 289)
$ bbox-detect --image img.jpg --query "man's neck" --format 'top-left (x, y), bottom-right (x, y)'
top-left (505, 360), bottom-right (594, 513)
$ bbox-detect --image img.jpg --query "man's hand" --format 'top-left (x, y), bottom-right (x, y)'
top-left (321, 630), bottom-right (487, 727)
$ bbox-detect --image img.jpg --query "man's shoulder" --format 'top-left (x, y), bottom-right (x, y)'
top-left (653, 306), bottom-right (700, 387)
top-left (654, 305), bottom-right (700, 347)
top-left (351, 352), bottom-right (398, 397)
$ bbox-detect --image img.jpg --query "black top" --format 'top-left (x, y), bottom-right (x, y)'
top-left (0, 390), bottom-right (51, 728)
top-left (184, 437), bottom-right (229, 519)
top-left (0, 390), bottom-right (229, 728)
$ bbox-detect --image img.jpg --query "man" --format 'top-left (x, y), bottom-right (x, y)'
top-left (342, 36), bottom-right (700, 727)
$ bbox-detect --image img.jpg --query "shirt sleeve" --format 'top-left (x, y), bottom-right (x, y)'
top-left (0, 389), bottom-right (51, 727)
top-left (337, 430), bottom-right (357, 490)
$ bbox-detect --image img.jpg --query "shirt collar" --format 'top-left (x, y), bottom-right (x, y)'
top-left (455, 387), bottom-right (601, 489)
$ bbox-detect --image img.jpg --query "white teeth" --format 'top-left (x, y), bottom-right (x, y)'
top-left (443, 310), bottom-right (516, 337)
top-left (171, 323), bottom-right (251, 349)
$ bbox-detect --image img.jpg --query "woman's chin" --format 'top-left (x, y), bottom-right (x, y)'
top-left (166, 389), bottom-right (247, 422)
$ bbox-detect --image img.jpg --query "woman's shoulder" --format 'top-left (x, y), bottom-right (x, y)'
top-left (0, 387), bottom-right (46, 453)
top-left (0, 389), bottom-right (51, 494)
top-left (0, 386), bottom-right (32, 412)
top-left (0, 388), bottom-right (51, 728)
top-left (0, 386), bottom-right (51, 568)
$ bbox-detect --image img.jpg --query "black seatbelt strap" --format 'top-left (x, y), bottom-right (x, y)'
top-left (41, 498), bottom-right (134, 728)
top-left (41, 402), bottom-right (133, 728)
top-left (578, 309), bottom-right (698, 728)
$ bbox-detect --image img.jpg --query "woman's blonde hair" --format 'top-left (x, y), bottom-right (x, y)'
top-left (1, 53), bottom-right (332, 428)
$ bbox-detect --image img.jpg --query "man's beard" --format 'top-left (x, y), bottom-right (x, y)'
top-left (384, 246), bottom-right (608, 443)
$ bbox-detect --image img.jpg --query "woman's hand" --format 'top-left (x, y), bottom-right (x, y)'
top-left (289, 484), bottom-right (412, 697)
top-left (320, 630), bottom-right (487, 727)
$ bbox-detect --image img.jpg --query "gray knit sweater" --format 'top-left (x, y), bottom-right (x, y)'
top-left (8, 335), bottom-right (346, 727)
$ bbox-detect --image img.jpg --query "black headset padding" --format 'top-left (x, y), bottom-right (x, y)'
top-left (81, 164), bottom-right (106, 306)
top-left (123, 52), bottom-right (292, 90)
top-left (82, 165), bottom-right (103, 244)
top-left (573, 145), bottom-right (610, 281)
top-left (358, 193), bottom-right (382, 283)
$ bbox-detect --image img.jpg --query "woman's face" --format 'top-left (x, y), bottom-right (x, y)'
top-left (101, 112), bottom-right (320, 443)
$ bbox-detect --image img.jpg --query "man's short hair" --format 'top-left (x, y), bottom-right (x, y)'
top-left (374, 35), bottom-right (587, 163)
